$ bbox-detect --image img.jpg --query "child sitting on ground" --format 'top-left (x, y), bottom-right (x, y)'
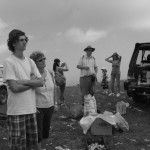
top-left (101, 67), bottom-right (109, 94)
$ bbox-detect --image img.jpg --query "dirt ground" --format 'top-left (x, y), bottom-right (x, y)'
top-left (1, 81), bottom-right (150, 150)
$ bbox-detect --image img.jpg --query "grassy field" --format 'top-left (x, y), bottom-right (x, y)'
top-left (0, 81), bottom-right (150, 150)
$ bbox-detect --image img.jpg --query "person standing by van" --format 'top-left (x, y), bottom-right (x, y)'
top-left (105, 52), bottom-right (122, 97)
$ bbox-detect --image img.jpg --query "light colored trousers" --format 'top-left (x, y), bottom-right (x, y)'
top-left (111, 72), bottom-right (120, 93)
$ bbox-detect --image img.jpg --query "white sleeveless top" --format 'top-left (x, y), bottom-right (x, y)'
top-left (35, 68), bottom-right (54, 108)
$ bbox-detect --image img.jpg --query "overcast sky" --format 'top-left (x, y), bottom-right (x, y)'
top-left (0, 0), bottom-right (150, 86)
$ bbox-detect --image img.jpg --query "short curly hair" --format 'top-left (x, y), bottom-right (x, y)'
top-left (30, 51), bottom-right (45, 62)
top-left (7, 29), bottom-right (28, 52)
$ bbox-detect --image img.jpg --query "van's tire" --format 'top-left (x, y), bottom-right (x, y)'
top-left (127, 91), bottom-right (132, 97)
top-left (0, 88), bottom-right (7, 105)
top-left (132, 95), bottom-right (141, 103)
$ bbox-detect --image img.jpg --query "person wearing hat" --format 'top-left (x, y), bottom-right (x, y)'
top-left (77, 45), bottom-right (98, 105)
top-left (101, 67), bottom-right (109, 94)
top-left (3, 29), bottom-right (44, 150)
top-left (105, 52), bottom-right (122, 97)
top-left (53, 58), bottom-right (69, 106)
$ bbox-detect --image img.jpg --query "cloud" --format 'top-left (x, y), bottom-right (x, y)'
top-left (28, 35), bottom-right (34, 40)
top-left (0, 18), bottom-right (9, 54)
top-left (0, 18), bottom-right (8, 38)
top-left (65, 27), bottom-right (107, 43)
top-left (37, 49), bottom-right (48, 56)
top-left (55, 49), bottom-right (61, 52)
top-left (56, 32), bottom-right (62, 37)
top-left (0, 18), bottom-right (8, 31)
top-left (0, 43), bottom-right (7, 53)
top-left (127, 16), bottom-right (150, 31)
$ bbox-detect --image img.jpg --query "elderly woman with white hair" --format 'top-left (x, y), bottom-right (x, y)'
top-left (30, 51), bottom-right (55, 150)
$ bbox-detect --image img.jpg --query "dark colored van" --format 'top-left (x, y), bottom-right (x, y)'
top-left (124, 43), bottom-right (150, 102)
top-left (0, 65), bottom-right (7, 117)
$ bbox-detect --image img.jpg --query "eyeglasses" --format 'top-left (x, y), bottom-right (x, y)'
top-left (36, 58), bottom-right (46, 62)
top-left (87, 49), bottom-right (93, 52)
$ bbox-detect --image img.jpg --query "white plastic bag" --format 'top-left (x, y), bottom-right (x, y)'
top-left (79, 111), bottom-right (116, 134)
top-left (115, 112), bottom-right (129, 132)
top-left (116, 101), bottom-right (127, 115)
top-left (100, 111), bottom-right (116, 125)
top-left (84, 94), bottom-right (97, 116)
top-left (79, 115), bottom-right (97, 134)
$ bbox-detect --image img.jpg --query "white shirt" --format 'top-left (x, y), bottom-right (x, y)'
top-left (78, 55), bottom-right (97, 77)
top-left (35, 68), bottom-right (54, 108)
top-left (3, 54), bottom-right (41, 115)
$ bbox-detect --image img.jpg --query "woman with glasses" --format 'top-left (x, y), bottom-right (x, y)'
top-left (53, 58), bottom-right (69, 105)
top-left (30, 51), bottom-right (55, 150)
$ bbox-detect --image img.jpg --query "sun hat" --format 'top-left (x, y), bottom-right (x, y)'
top-left (84, 45), bottom-right (95, 52)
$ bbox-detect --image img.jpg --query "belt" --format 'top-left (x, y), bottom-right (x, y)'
top-left (81, 75), bottom-right (93, 78)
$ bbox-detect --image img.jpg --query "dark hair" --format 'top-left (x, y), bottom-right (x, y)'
top-left (7, 29), bottom-right (28, 52)
top-left (53, 58), bottom-right (60, 72)
top-left (54, 58), bottom-right (60, 63)
top-left (30, 51), bottom-right (45, 63)
top-left (112, 54), bottom-right (119, 60)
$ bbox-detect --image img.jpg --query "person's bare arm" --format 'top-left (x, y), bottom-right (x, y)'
top-left (64, 63), bottom-right (69, 71)
top-left (105, 56), bottom-right (113, 63)
top-left (94, 66), bottom-right (98, 74)
top-left (77, 57), bottom-right (89, 70)
top-left (17, 77), bottom-right (44, 87)
top-left (60, 63), bottom-right (69, 71)
top-left (7, 80), bottom-right (31, 93)
top-left (117, 55), bottom-right (122, 63)
top-left (77, 65), bottom-right (89, 70)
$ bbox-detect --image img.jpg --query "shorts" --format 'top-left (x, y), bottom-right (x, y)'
top-left (7, 113), bottom-right (38, 150)
top-left (111, 72), bottom-right (120, 85)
